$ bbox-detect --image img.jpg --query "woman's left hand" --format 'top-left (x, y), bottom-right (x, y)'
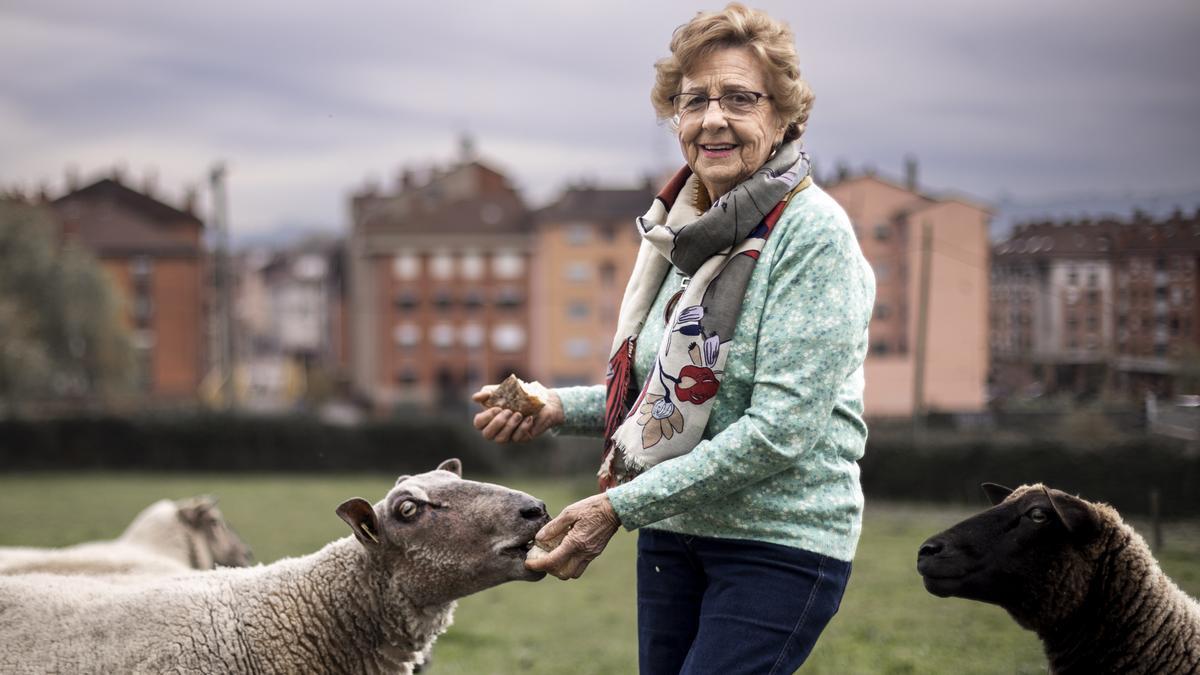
top-left (525, 493), bottom-right (620, 580)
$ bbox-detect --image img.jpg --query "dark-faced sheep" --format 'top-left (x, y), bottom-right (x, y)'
top-left (0, 496), bottom-right (252, 575)
top-left (0, 459), bottom-right (549, 674)
top-left (917, 483), bottom-right (1200, 674)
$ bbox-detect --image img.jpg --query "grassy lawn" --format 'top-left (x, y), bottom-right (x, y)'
top-left (1, 473), bottom-right (1197, 674)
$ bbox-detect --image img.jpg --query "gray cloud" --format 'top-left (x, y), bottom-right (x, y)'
top-left (2, 0), bottom-right (1197, 235)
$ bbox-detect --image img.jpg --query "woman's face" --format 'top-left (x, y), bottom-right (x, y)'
top-left (676, 46), bottom-right (785, 200)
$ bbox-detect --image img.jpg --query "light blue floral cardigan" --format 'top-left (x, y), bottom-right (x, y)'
top-left (554, 183), bottom-right (875, 562)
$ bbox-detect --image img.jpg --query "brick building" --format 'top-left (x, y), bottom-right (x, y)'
top-left (992, 208), bottom-right (1200, 399)
top-left (51, 176), bottom-right (206, 399)
top-left (347, 153), bottom-right (534, 409)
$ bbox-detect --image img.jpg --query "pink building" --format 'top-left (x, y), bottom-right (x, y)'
top-left (826, 169), bottom-right (991, 416)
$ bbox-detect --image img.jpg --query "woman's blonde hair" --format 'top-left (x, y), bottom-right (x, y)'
top-left (651, 3), bottom-right (814, 143)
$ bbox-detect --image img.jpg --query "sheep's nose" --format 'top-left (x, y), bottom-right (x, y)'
top-left (520, 501), bottom-right (548, 521)
top-left (918, 538), bottom-right (945, 558)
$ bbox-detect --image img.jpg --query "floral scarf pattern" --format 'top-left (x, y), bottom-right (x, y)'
top-left (599, 142), bottom-right (811, 489)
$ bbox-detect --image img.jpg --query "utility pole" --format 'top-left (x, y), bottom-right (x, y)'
top-left (912, 220), bottom-right (933, 438)
top-left (209, 163), bottom-right (235, 409)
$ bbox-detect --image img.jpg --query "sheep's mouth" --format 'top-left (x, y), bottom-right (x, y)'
top-left (497, 539), bottom-right (537, 559)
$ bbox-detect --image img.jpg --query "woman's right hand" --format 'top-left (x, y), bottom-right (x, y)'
top-left (471, 385), bottom-right (565, 443)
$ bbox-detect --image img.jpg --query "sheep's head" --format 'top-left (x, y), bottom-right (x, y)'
top-left (916, 483), bottom-right (1105, 630)
top-left (176, 497), bottom-right (253, 569)
top-left (336, 458), bottom-right (550, 606)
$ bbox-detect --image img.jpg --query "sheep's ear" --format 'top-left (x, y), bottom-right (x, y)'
top-left (981, 483), bottom-right (1014, 506)
top-left (336, 498), bottom-right (382, 548)
top-left (1042, 487), bottom-right (1101, 538)
top-left (177, 496), bottom-right (217, 526)
top-left (437, 458), bottom-right (463, 478)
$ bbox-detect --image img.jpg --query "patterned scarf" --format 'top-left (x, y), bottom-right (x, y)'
top-left (599, 142), bottom-right (811, 489)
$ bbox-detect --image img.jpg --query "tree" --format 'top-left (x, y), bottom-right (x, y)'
top-left (0, 201), bottom-right (135, 412)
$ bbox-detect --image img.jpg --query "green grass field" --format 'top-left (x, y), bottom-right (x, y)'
top-left (1, 473), bottom-right (1197, 674)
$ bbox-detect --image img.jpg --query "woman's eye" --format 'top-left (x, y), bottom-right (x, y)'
top-left (399, 501), bottom-right (418, 518)
top-left (1028, 508), bottom-right (1048, 523)
top-left (727, 92), bottom-right (753, 105)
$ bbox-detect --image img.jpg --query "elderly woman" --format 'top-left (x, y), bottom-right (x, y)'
top-left (472, 4), bottom-right (874, 673)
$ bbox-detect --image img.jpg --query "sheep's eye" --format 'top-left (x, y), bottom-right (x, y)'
top-left (1028, 507), bottom-right (1049, 523)
top-left (398, 501), bottom-right (419, 519)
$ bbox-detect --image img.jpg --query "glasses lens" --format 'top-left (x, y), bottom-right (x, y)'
top-left (674, 94), bottom-right (707, 117)
top-left (721, 92), bottom-right (759, 115)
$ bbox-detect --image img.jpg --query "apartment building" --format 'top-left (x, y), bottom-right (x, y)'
top-left (530, 184), bottom-right (652, 386)
top-left (347, 153), bottom-right (533, 409)
top-left (993, 208), bottom-right (1200, 398)
top-left (825, 168), bottom-right (991, 416)
top-left (52, 175), bottom-right (205, 399)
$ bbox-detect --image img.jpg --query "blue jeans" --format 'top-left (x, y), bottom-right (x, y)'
top-left (636, 529), bottom-right (851, 675)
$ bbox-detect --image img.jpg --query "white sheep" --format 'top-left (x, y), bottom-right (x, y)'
top-left (0, 496), bottom-right (252, 575)
top-left (918, 482), bottom-right (1200, 674)
top-left (0, 459), bottom-right (550, 674)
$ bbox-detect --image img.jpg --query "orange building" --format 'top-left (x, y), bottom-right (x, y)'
top-left (530, 184), bottom-right (652, 386)
top-left (347, 154), bottom-right (534, 409)
top-left (52, 176), bottom-right (206, 399)
top-left (825, 169), bottom-right (991, 416)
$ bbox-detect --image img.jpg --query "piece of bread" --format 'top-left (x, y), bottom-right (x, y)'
top-left (485, 374), bottom-right (548, 416)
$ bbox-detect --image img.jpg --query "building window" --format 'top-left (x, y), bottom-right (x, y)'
top-left (492, 324), bottom-right (525, 352)
top-left (132, 256), bottom-right (153, 278)
top-left (1067, 268), bottom-right (1078, 286)
top-left (568, 302), bottom-right (590, 320)
top-left (493, 250), bottom-right (524, 279)
top-left (565, 262), bottom-right (592, 283)
top-left (460, 322), bottom-right (484, 348)
top-left (870, 341), bottom-right (890, 355)
top-left (564, 338), bottom-right (591, 359)
top-left (430, 252), bottom-right (455, 280)
top-left (600, 261), bottom-right (617, 287)
top-left (392, 252), bottom-right (420, 280)
top-left (395, 368), bottom-right (418, 385)
top-left (873, 304), bottom-right (890, 320)
top-left (434, 290), bottom-right (453, 311)
top-left (873, 224), bottom-right (890, 241)
top-left (431, 323), bottom-right (455, 349)
top-left (496, 287), bottom-right (523, 309)
top-left (462, 290), bottom-right (484, 310)
top-left (459, 252), bottom-right (484, 280)
top-left (393, 323), bottom-right (420, 347)
top-left (600, 222), bottom-right (617, 242)
top-left (394, 291), bottom-right (418, 310)
top-left (566, 224), bottom-right (592, 246)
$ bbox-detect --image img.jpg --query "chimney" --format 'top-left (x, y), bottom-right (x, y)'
top-left (65, 165), bottom-right (80, 192)
top-left (142, 168), bottom-right (159, 197)
top-left (904, 154), bottom-right (918, 192)
top-left (835, 161), bottom-right (849, 183)
top-left (111, 163), bottom-right (126, 185)
top-left (459, 133), bottom-right (477, 163)
top-left (182, 184), bottom-right (198, 214)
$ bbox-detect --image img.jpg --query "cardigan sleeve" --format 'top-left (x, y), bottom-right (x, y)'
top-left (552, 385), bottom-right (607, 437)
top-left (605, 210), bottom-right (873, 530)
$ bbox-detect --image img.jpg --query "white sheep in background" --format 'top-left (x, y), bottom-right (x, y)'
top-left (918, 482), bottom-right (1200, 674)
top-left (0, 459), bottom-right (549, 674)
top-left (0, 496), bottom-right (252, 575)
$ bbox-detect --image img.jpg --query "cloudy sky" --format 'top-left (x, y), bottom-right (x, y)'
top-left (2, 0), bottom-right (1198, 240)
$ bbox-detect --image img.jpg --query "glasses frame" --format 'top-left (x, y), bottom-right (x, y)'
top-left (669, 90), bottom-right (772, 126)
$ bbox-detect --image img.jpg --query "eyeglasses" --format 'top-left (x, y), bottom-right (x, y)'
top-left (669, 91), bottom-right (771, 122)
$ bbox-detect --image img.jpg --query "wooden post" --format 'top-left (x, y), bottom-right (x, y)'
top-left (912, 221), bottom-right (933, 439)
top-left (1150, 488), bottom-right (1163, 553)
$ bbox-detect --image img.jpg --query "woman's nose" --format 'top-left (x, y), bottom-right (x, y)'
top-left (701, 100), bottom-right (729, 131)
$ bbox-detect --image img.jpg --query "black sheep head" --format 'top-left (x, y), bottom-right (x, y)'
top-left (916, 483), bottom-right (1104, 631)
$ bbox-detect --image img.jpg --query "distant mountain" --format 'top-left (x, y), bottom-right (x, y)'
top-left (990, 188), bottom-right (1200, 241)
